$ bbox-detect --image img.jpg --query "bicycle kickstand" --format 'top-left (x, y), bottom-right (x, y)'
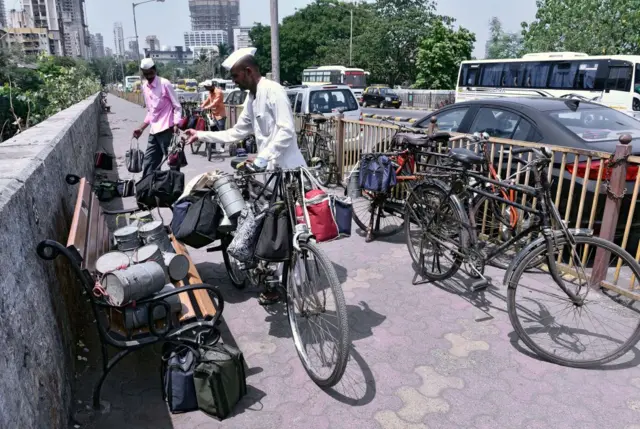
top-left (412, 237), bottom-right (431, 286)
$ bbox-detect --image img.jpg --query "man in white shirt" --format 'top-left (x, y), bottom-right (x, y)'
top-left (185, 48), bottom-right (306, 171)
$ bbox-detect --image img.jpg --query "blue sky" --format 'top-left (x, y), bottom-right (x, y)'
top-left (24, 0), bottom-right (537, 58)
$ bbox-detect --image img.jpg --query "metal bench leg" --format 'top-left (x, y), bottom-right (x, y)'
top-left (93, 349), bottom-right (132, 409)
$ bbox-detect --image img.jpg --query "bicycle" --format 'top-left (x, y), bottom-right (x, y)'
top-left (297, 114), bottom-right (338, 186)
top-left (212, 160), bottom-right (350, 387)
top-left (407, 144), bottom-right (640, 367)
top-left (348, 124), bottom-right (451, 243)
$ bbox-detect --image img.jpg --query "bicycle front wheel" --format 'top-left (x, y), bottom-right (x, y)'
top-left (508, 234), bottom-right (640, 367)
top-left (350, 184), bottom-right (407, 240)
top-left (286, 241), bottom-right (350, 387)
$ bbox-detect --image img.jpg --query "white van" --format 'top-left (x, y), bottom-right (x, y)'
top-left (286, 84), bottom-right (362, 121)
top-left (286, 84), bottom-right (365, 150)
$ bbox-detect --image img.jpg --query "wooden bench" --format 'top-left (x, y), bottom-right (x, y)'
top-left (37, 174), bottom-right (223, 410)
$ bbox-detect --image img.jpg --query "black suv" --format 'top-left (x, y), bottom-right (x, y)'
top-left (361, 86), bottom-right (402, 109)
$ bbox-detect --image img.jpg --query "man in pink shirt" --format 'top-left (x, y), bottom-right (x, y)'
top-left (132, 58), bottom-right (182, 177)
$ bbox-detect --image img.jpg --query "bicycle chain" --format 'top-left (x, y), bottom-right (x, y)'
top-left (603, 154), bottom-right (630, 201)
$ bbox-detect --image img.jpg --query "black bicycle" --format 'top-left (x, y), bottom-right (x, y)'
top-left (407, 145), bottom-right (640, 367)
top-left (213, 161), bottom-right (350, 387)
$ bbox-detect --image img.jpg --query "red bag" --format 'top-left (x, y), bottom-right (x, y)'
top-left (296, 188), bottom-right (339, 243)
top-left (195, 117), bottom-right (206, 131)
top-left (177, 116), bottom-right (189, 130)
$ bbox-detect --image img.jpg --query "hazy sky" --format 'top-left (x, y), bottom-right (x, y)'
top-left (58, 0), bottom-right (537, 58)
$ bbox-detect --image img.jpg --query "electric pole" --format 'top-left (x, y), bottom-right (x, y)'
top-left (270, 0), bottom-right (280, 83)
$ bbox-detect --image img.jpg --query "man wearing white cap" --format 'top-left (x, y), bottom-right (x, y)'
top-left (185, 47), bottom-right (306, 171)
top-left (133, 57), bottom-right (182, 177)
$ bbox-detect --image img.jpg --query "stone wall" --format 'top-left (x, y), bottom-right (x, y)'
top-left (0, 94), bottom-right (101, 429)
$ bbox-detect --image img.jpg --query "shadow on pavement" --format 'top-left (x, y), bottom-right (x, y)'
top-left (325, 346), bottom-right (376, 406)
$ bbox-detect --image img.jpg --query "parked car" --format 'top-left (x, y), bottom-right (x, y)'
top-left (361, 86), bottom-right (402, 109)
top-left (413, 97), bottom-right (640, 252)
top-left (225, 89), bottom-right (248, 106)
top-left (286, 84), bottom-right (364, 150)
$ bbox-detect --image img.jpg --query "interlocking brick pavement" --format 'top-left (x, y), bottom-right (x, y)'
top-left (70, 95), bottom-right (640, 429)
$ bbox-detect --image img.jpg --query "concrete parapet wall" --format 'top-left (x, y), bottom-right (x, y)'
top-left (0, 93), bottom-right (101, 429)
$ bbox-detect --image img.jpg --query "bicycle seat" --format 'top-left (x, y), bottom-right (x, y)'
top-left (431, 131), bottom-right (452, 144)
top-left (310, 114), bottom-right (327, 124)
top-left (450, 148), bottom-right (484, 166)
top-left (393, 133), bottom-right (430, 147)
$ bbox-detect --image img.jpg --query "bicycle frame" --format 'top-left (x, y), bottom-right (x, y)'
top-left (419, 153), bottom-right (584, 303)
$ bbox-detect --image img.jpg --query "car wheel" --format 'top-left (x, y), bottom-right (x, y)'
top-left (394, 105), bottom-right (400, 109)
top-left (379, 101), bottom-right (385, 109)
top-left (362, 100), bottom-right (367, 108)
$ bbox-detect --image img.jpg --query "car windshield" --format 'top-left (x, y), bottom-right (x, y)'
top-left (548, 106), bottom-right (640, 142)
top-left (309, 89), bottom-right (359, 114)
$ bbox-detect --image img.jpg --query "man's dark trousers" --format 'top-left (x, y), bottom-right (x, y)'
top-left (142, 128), bottom-right (173, 177)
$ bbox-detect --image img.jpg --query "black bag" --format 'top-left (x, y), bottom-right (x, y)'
top-left (175, 192), bottom-right (223, 248)
top-left (95, 180), bottom-right (119, 202)
top-left (194, 343), bottom-right (247, 420)
top-left (161, 344), bottom-right (199, 414)
top-left (135, 170), bottom-right (185, 209)
top-left (171, 200), bottom-right (193, 235)
top-left (117, 179), bottom-right (135, 198)
top-left (254, 174), bottom-right (292, 262)
top-left (126, 138), bottom-right (144, 173)
top-left (94, 151), bottom-right (114, 170)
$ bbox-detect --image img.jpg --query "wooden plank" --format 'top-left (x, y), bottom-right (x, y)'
top-left (67, 178), bottom-right (91, 257)
top-left (170, 235), bottom-right (218, 321)
top-left (84, 193), bottom-right (102, 272)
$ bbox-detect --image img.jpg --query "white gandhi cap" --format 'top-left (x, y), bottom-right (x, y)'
top-left (140, 57), bottom-right (155, 70)
top-left (222, 47), bottom-right (257, 70)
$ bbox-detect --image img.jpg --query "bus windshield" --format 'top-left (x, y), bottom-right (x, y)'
top-left (344, 71), bottom-right (366, 89)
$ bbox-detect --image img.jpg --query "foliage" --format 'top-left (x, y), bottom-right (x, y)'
top-left (249, 0), bottom-right (466, 87)
top-left (485, 17), bottom-right (524, 59)
top-left (521, 0), bottom-right (640, 55)
top-left (414, 20), bottom-right (475, 89)
top-left (0, 52), bottom-right (100, 142)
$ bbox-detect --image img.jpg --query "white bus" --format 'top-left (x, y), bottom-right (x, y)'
top-left (125, 75), bottom-right (141, 92)
top-left (456, 52), bottom-right (640, 117)
top-left (301, 66), bottom-right (369, 97)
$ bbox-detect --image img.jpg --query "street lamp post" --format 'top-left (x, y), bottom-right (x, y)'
top-left (350, 8), bottom-right (353, 66)
top-left (132, 0), bottom-right (165, 63)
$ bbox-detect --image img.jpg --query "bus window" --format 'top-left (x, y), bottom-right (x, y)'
top-left (459, 65), bottom-right (479, 87)
top-left (480, 63), bottom-right (503, 87)
top-left (549, 62), bottom-right (579, 89)
top-left (635, 64), bottom-right (640, 94)
top-left (502, 63), bottom-right (525, 87)
top-left (523, 62), bottom-right (550, 87)
top-left (607, 65), bottom-right (632, 91)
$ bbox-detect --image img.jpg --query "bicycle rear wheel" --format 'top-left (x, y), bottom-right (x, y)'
top-left (508, 235), bottom-right (640, 367)
top-left (286, 241), bottom-right (349, 387)
top-left (349, 183), bottom-right (408, 240)
top-left (405, 181), bottom-right (466, 281)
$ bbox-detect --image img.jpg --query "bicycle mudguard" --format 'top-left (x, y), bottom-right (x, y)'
top-left (501, 228), bottom-right (593, 287)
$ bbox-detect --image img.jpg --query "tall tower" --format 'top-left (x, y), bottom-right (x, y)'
top-left (113, 21), bottom-right (125, 56)
top-left (188, 0), bottom-right (239, 46)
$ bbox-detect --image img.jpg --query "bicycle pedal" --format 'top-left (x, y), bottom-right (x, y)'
top-left (470, 278), bottom-right (490, 292)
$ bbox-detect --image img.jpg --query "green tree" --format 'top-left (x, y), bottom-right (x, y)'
top-left (522, 0), bottom-right (640, 55)
top-left (414, 20), bottom-right (475, 89)
top-left (485, 17), bottom-right (523, 59)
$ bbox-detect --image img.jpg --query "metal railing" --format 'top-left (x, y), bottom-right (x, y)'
top-left (394, 90), bottom-right (455, 110)
top-left (110, 88), bottom-right (640, 297)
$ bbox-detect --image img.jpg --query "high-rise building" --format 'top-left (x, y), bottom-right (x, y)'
top-left (113, 22), bottom-right (124, 56)
top-left (105, 46), bottom-right (113, 57)
top-left (145, 35), bottom-right (160, 51)
top-left (0, 0), bottom-right (6, 28)
top-left (5, 10), bottom-right (51, 56)
top-left (188, 0), bottom-right (239, 45)
top-left (21, 0), bottom-right (64, 55)
top-left (184, 30), bottom-right (227, 48)
top-left (58, 0), bottom-right (90, 58)
top-left (94, 32), bottom-right (104, 57)
top-left (232, 27), bottom-right (252, 51)
top-left (128, 39), bottom-right (139, 57)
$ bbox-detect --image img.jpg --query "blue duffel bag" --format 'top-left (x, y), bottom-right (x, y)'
top-left (359, 154), bottom-right (397, 193)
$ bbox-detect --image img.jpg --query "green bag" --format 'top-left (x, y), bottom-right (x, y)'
top-left (193, 344), bottom-right (247, 420)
